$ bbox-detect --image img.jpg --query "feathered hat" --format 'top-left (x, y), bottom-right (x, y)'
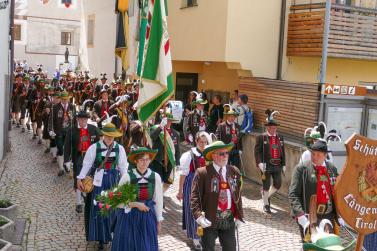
top-left (223, 104), bottom-right (239, 116)
top-left (265, 109), bottom-right (280, 126)
top-left (192, 92), bottom-right (207, 105)
top-left (304, 122), bottom-right (341, 147)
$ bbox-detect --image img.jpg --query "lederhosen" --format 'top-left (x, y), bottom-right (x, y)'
top-left (262, 134), bottom-right (284, 191)
top-left (42, 96), bottom-right (53, 140)
top-left (72, 128), bottom-right (92, 189)
top-left (56, 104), bottom-right (72, 156)
top-left (31, 89), bottom-right (42, 125)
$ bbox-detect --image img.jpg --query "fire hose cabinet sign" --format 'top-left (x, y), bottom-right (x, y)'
top-left (334, 133), bottom-right (377, 249)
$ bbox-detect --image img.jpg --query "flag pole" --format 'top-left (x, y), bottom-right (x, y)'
top-left (163, 105), bottom-right (168, 172)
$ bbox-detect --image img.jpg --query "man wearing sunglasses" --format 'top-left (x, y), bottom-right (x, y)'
top-left (191, 141), bottom-right (244, 251)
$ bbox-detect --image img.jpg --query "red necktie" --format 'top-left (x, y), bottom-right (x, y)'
top-left (218, 167), bottom-right (229, 211)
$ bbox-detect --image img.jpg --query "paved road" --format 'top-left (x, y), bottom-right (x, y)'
top-left (0, 127), bottom-right (305, 250)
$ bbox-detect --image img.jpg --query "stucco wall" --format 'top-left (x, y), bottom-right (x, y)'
top-left (167, 0), bottom-right (228, 62)
top-left (0, 2), bottom-right (11, 160)
top-left (82, 0), bottom-right (117, 77)
top-left (281, 56), bottom-right (377, 85)
top-left (225, 0), bottom-right (282, 79)
top-left (241, 133), bottom-right (303, 195)
top-left (172, 60), bottom-right (239, 96)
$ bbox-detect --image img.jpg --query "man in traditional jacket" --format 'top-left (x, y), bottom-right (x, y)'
top-left (64, 110), bottom-right (101, 213)
top-left (288, 140), bottom-right (344, 241)
top-left (216, 105), bottom-right (242, 169)
top-left (254, 110), bottom-right (286, 214)
top-left (50, 91), bottom-right (75, 176)
top-left (30, 78), bottom-right (45, 140)
top-left (93, 88), bottom-right (114, 127)
top-left (150, 112), bottom-right (181, 189)
top-left (19, 75), bottom-right (33, 133)
top-left (191, 141), bottom-right (244, 251)
top-left (187, 95), bottom-right (208, 144)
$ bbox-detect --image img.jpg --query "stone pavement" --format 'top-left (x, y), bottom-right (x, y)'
top-left (0, 127), bottom-right (317, 250)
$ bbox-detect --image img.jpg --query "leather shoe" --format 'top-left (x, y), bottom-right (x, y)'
top-left (76, 205), bottom-right (83, 213)
top-left (263, 205), bottom-right (272, 214)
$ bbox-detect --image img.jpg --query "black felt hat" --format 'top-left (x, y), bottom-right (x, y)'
top-left (309, 140), bottom-right (331, 153)
top-left (77, 110), bottom-right (90, 118)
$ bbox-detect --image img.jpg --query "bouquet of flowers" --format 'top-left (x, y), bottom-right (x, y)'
top-left (94, 182), bottom-right (137, 216)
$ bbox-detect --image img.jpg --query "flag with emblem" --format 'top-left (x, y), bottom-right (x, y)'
top-left (137, 0), bottom-right (174, 124)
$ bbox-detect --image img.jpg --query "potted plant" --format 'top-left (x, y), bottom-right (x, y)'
top-left (0, 216), bottom-right (14, 243)
top-left (0, 239), bottom-right (12, 251)
top-left (0, 199), bottom-right (17, 222)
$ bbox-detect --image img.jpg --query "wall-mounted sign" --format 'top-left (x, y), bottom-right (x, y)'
top-left (324, 84), bottom-right (366, 96)
top-left (0, 0), bottom-right (9, 10)
top-left (334, 134), bottom-right (377, 250)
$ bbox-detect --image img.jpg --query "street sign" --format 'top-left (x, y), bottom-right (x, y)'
top-left (324, 84), bottom-right (366, 96)
top-left (334, 134), bottom-right (377, 250)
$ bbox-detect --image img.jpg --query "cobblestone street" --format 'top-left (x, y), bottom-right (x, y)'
top-left (0, 127), bottom-right (303, 251)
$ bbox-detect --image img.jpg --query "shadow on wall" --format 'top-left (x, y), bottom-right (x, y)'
top-left (241, 133), bottom-right (303, 195)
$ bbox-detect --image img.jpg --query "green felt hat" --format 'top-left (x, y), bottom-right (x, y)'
top-left (101, 123), bottom-right (123, 138)
top-left (127, 147), bottom-right (158, 165)
top-left (203, 141), bottom-right (234, 161)
top-left (60, 91), bottom-right (71, 100)
top-left (303, 234), bottom-right (355, 251)
top-left (44, 84), bottom-right (54, 91)
top-left (165, 112), bottom-right (180, 122)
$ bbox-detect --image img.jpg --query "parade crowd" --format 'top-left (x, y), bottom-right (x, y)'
top-left (10, 62), bottom-right (348, 251)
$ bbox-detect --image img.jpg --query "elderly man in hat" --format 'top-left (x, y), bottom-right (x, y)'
top-left (49, 91), bottom-right (75, 176)
top-left (254, 109), bottom-right (286, 214)
top-left (64, 110), bottom-right (101, 213)
top-left (288, 140), bottom-right (344, 241)
top-left (187, 95), bottom-right (208, 144)
top-left (191, 141), bottom-right (244, 251)
top-left (216, 105), bottom-right (242, 169)
top-left (77, 122), bottom-right (128, 250)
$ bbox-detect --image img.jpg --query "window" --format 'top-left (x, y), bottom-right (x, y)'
top-left (181, 0), bottom-right (198, 8)
top-left (87, 15), bottom-right (95, 47)
top-left (14, 24), bottom-right (21, 41)
top-left (61, 31), bottom-right (72, 45)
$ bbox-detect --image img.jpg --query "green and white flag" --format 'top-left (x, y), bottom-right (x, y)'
top-left (137, 0), bottom-right (174, 124)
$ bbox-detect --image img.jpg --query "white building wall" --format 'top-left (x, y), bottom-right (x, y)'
top-left (81, 0), bottom-right (139, 78)
top-left (14, 0), bottom-right (81, 74)
top-left (0, 1), bottom-right (11, 160)
top-left (81, 0), bottom-right (117, 77)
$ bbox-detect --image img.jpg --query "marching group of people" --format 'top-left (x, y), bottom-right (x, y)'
top-left (10, 62), bottom-right (347, 251)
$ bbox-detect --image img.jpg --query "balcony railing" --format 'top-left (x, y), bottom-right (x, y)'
top-left (287, 2), bottom-right (377, 60)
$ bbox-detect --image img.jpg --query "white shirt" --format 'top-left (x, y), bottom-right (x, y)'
top-left (118, 168), bottom-right (164, 222)
top-left (77, 140), bottom-right (128, 179)
top-left (213, 162), bottom-right (232, 210)
top-left (179, 148), bottom-right (201, 176)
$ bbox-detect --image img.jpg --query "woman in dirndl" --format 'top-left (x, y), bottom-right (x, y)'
top-left (177, 131), bottom-right (211, 250)
top-left (77, 123), bottom-right (128, 250)
top-left (111, 147), bottom-right (163, 251)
